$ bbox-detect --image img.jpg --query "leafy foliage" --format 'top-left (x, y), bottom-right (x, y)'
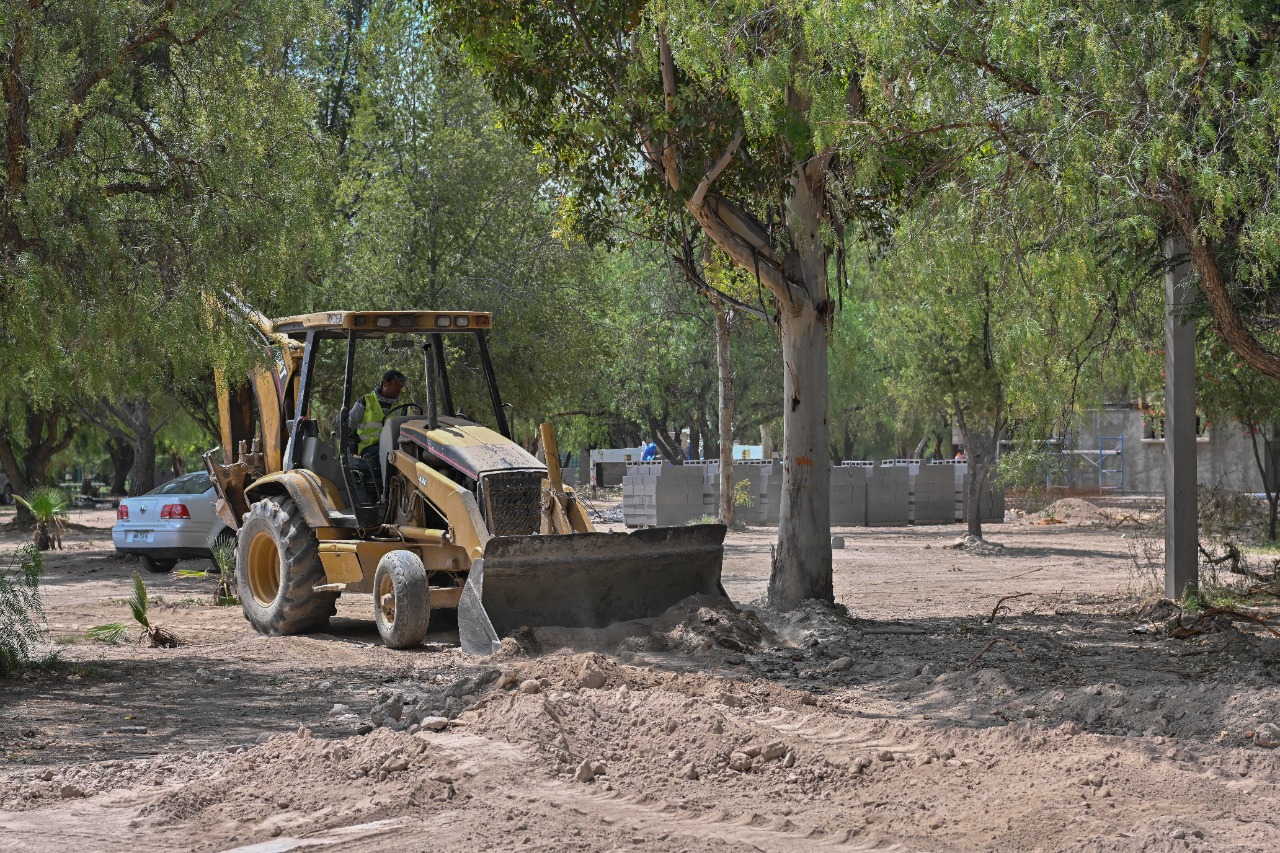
top-left (0, 547), bottom-right (45, 677)
top-left (129, 571), bottom-right (152, 631)
top-left (859, 0), bottom-right (1280, 380)
top-left (0, 0), bottom-right (333, 400)
top-left (15, 486), bottom-right (70, 550)
top-left (14, 487), bottom-right (69, 525)
top-left (84, 623), bottom-right (129, 645)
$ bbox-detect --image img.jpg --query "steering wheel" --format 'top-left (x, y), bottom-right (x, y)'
top-left (383, 402), bottom-right (424, 419)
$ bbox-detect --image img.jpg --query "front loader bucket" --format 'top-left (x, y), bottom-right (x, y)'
top-left (458, 524), bottom-right (727, 655)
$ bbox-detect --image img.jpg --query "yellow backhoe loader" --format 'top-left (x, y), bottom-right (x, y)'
top-left (204, 307), bottom-right (727, 653)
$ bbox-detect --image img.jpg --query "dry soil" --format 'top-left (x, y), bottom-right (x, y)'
top-left (2, 497), bottom-right (1279, 852)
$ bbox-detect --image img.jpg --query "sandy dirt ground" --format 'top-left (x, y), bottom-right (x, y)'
top-left (2, 497), bottom-right (1280, 852)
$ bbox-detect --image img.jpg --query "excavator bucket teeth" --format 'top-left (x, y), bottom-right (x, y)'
top-left (458, 524), bottom-right (727, 655)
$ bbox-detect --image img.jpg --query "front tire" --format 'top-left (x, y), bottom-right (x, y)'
top-left (373, 550), bottom-right (429, 649)
top-left (139, 555), bottom-right (176, 573)
top-left (236, 496), bottom-right (336, 635)
top-left (1, 484), bottom-right (12, 505)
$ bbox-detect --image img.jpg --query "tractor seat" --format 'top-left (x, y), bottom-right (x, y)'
top-left (379, 416), bottom-right (416, 480)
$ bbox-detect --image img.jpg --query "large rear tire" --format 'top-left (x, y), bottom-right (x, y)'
top-left (236, 496), bottom-right (336, 635)
top-left (373, 550), bottom-right (429, 649)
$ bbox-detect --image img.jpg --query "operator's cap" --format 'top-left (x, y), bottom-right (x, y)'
top-left (382, 369), bottom-right (408, 384)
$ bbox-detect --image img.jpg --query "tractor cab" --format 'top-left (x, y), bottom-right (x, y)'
top-left (210, 310), bottom-right (542, 534)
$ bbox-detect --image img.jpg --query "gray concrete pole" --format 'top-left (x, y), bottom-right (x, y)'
top-left (1164, 233), bottom-right (1198, 600)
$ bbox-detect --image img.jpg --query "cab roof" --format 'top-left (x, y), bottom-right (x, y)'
top-left (271, 311), bottom-right (493, 339)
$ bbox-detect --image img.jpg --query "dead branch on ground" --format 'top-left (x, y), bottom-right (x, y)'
top-left (985, 592), bottom-right (1032, 624)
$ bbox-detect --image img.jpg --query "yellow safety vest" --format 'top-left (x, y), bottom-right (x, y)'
top-left (356, 392), bottom-right (386, 453)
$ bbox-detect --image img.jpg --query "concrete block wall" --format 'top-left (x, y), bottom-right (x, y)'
top-left (697, 460), bottom-right (772, 524)
top-left (623, 458), bottom-right (1001, 528)
top-left (829, 464), bottom-right (868, 526)
top-left (724, 460), bottom-right (778, 525)
top-left (621, 462), bottom-right (660, 527)
top-left (622, 462), bottom-right (726, 527)
top-left (867, 464), bottom-right (911, 526)
top-left (925, 459), bottom-right (969, 521)
top-left (912, 464), bottom-right (956, 525)
top-left (757, 465), bottom-right (780, 524)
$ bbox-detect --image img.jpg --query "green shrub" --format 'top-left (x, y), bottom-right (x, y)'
top-left (15, 486), bottom-right (69, 551)
top-left (0, 547), bottom-right (46, 676)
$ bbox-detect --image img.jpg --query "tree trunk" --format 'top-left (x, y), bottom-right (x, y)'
top-left (106, 438), bottom-right (133, 495)
top-left (767, 297), bottom-right (833, 607)
top-left (129, 401), bottom-right (157, 496)
top-left (1245, 428), bottom-right (1278, 542)
top-left (715, 298), bottom-right (736, 525)
top-left (965, 451), bottom-right (985, 539)
top-left (0, 402), bottom-right (75, 525)
top-left (646, 416), bottom-right (684, 465)
top-left (958, 410), bottom-right (1002, 540)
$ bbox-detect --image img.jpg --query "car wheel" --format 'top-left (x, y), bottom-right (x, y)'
top-left (1, 484), bottom-right (12, 505)
top-left (235, 496), bottom-right (336, 635)
top-left (139, 555), bottom-right (177, 573)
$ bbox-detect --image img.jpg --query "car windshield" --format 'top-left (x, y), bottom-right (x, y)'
top-left (146, 472), bottom-right (212, 496)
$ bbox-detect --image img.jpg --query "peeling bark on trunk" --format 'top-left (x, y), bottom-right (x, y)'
top-left (763, 155), bottom-right (835, 609)
top-left (715, 298), bottom-right (735, 525)
top-left (768, 297), bottom-right (833, 607)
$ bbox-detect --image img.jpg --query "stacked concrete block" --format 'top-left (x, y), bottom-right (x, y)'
top-left (829, 464), bottom-right (868, 526)
top-left (881, 458), bottom-right (923, 476)
top-left (756, 461), bottom-right (784, 525)
top-left (930, 460), bottom-right (968, 521)
top-left (697, 461), bottom-right (762, 523)
top-left (621, 462), bottom-right (714, 527)
top-left (912, 464), bottom-right (956, 525)
top-left (866, 463), bottom-right (911, 526)
top-left (733, 461), bottom-right (769, 525)
top-left (621, 462), bottom-right (661, 527)
top-left (655, 464), bottom-right (709, 526)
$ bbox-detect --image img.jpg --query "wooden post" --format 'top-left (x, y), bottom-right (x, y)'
top-left (1164, 234), bottom-right (1198, 600)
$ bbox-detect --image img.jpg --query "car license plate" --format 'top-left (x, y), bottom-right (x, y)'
top-left (128, 531), bottom-right (154, 543)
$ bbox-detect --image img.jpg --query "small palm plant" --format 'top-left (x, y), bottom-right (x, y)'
top-left (15, 487), bottom-right (69, 551)
top-left (87, 572), bottom-right (178, 648)
top-left (175, 535), bottom-right (238, 605)
top-left (128, 571), bottom-right (178, 648)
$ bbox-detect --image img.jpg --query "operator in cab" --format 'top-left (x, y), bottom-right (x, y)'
top-left (349, 369), bottom-right (407, 467)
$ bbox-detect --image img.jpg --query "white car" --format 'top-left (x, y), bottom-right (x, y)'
top-left (112, 471), bottom-right (232, 573)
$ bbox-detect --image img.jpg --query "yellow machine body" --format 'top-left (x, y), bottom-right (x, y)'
top-left (205, 309), bottom-right (726, 651)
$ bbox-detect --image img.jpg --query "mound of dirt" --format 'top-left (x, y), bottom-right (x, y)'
top-left (501, 594), bottom-right (779, 664)
top-left (945, 534), bottom-right (1007, 555)
top-left (1038, 498), bottom-right (1113, 526)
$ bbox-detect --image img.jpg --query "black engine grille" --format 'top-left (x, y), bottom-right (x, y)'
top-left (481, 470), bottom-right (542, 536)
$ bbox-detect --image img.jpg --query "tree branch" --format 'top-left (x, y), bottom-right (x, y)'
top-left (690, 128), bottom-right (744, 209)
top-left (669, 251), bottom-right (769, 320)
top-left (1164, 185), bottom-right (1280, 381)
top-left (657, 27), bottom-right (680, 190)
top-left (923, 35), bottom-right (1041, 96)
